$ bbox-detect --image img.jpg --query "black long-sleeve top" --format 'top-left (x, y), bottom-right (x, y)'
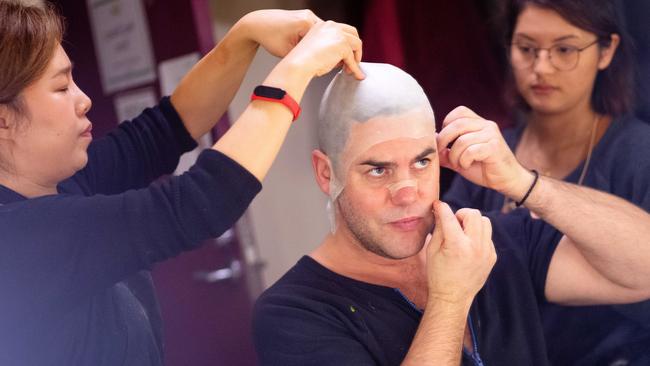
top-left (0, 97), bottom-right (262, 365)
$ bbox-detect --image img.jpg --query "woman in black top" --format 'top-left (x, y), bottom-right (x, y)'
top-left (444, 0), bottom-right (650, 364)
top-left (0, 1), bottom-right (364, 365)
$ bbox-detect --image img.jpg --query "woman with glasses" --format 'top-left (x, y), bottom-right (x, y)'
top-left (444, 0), bottom-right (650, 364)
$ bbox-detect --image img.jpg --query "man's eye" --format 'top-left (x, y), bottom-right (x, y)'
top-left (368, 167), bottom-right (386, 177)
top-left (414, 159), bottom-right (430, 169)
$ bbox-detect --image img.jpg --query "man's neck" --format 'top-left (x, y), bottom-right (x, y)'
top-left (310, 232), bottom-right (429, 308)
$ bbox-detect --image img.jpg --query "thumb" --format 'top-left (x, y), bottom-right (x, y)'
top-left (428, 201), bottom-right (444, 255)
top-left (438, 149), bottom-right (454, 170)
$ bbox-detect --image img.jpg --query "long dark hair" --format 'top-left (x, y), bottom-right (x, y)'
top-left (500, 0), bottom-right (636, 116)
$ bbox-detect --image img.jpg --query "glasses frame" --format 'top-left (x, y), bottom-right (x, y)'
top-left (508, 39), bottom-right (600, 71)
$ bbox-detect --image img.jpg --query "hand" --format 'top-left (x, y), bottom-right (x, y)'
top-left (237, 9), bottom-right (321, 58)
top-left (437, 106), bottom-right (532, 197)
top-left (426, 201), bottom-right (496, 305)
top-left (281, 20), bottom-right (364, 80)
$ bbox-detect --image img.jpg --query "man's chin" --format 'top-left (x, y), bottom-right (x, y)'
top-left (383, 238), bottom-right (428, 260)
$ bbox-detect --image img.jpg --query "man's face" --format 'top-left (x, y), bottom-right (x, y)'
top-left (334, 111), bottom-right (438, 260)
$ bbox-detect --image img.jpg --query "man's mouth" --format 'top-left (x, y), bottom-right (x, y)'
top-left (389, 217), bottom-right (422, 231)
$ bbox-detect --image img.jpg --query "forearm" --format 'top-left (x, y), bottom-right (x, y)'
top-left (171, 16), bottom-right (259, 140)
top-left (401, 298), bottom-right (470, 365)
top-left (212, 58), bottom-right (312, 181)
top-left (507, 171), bottom-right (650, 290)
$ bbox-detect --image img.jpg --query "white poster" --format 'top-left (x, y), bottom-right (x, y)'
top-left (87, 0), bottom-right (157, 94)
top-left (114, 87), bottom-right (157, 123)
top-left (158, 53), bottom-right (201, 96)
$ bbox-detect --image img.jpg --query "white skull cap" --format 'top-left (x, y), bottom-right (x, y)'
top-left (318, 62), bottom-right (435, 170)
top-left (318, 63), bottom-right (436, 232)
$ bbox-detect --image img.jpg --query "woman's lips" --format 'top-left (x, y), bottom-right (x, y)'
top-left (531, 84), bottom-right (557, 95)
top-left (81, 124), bottom-right (93, 137)
top-left (389, 217), bottom-right (422, 231)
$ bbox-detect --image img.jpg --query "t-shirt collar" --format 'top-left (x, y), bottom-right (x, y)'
top-left (0, 184), bottom-right (27, 205)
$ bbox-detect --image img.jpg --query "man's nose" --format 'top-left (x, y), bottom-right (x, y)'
top-left (388, 179), bottom-right (418, 206)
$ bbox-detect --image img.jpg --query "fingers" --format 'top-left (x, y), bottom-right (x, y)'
top-left (297, 9), bottom-right (322, 31)
top-left (341, 33), bottom-right (364, 79)
top-left (482, 216), bottom-right (497, 266)
top-left (458, 142), bottom-right (494, 170)
top-left (442, 106), bottom-right (482, 129)
top-left (456, 209), bottom-right (495, 264)
top-left (339, 24), bottom-right (362, 63)
top-left (337, 23), bottom-right (360, 39)
top-left (456, 208), bottom-right (482, 241)
top-left (429, 202), bottom-right (444, 251)
top-left (302, 9), bottom-right (323, 24)
top-left (288, 19), bottom-right (364, 80)
top-left (437, 114), bottom-right (502, 171)
top-left (438, 148), bottom-right (452, 170)
top-left (446, 129), bottom-right (489, 168)
top-left (433, 201), bottom-right (464, 244)
top-left (437, 117), bottom-right (490, 151)
top-left (481, 216), bottom-right (493, 248)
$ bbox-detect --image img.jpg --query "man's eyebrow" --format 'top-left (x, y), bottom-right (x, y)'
top-left (51, 62), bottom-right (73, 79)
top-left (358, 147), bottom-right (437, 167)
top-left (413, 147), bottom-right (436, 161)
top-left (359, 159), bottom-right (395, 168)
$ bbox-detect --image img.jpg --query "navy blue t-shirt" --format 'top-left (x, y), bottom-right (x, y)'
top-left (253, 212), bottom-right (561, 366)
top-left (0, 98), bottom-right (262, 366)
top-left (444, 115), bottom-right (650, 365)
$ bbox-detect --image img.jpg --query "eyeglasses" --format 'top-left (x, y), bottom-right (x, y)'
top-left (509, 39), bottom-right (599, 71)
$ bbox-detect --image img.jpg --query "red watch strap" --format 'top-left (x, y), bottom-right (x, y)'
top-left (250, 90), bottom-right (301, 121)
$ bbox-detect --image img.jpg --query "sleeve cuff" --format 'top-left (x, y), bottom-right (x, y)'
top-left (159, 96), bottom-right (199, 153)
top-left (195, 148), bottom-right (263, 201)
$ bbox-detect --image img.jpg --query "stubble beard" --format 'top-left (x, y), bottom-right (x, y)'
top-left (336, 195), bottom-right (431, 260)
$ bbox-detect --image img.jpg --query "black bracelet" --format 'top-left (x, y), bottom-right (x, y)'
top-left (515, 169), bottom-right (539, 207)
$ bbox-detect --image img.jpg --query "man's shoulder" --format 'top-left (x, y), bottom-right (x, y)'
top-left (255, 256), bottom-right (370, 312)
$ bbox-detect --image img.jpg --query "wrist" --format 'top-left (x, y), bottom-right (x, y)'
top-left (503, 166), bottom-right (537, 204)
top-left (227, 14), bottom-right (260, 51)
top-left (426, 289), bottom-right (475, 310)
top-left (263, 57), bottom-right (313, 103)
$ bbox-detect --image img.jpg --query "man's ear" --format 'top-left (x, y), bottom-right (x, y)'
top-left (597, 33), bottom-right (620, 70)
top-left (311, 149), bottom-right (334, 196)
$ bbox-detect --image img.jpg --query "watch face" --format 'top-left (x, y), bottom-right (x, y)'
top-left (254, 85), bottom-right (286, 100)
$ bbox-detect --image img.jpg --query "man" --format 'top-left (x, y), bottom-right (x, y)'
top-left (252, 63), bottom-right (650, 365)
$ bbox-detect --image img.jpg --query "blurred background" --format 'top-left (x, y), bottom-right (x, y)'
top-left (50, 0), bottom-right (649, 364)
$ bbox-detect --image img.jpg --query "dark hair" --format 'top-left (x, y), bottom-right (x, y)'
top-left (0, 0), bottom-right (64, 117)
top-left (500, 0), bottom-right (636, 116)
